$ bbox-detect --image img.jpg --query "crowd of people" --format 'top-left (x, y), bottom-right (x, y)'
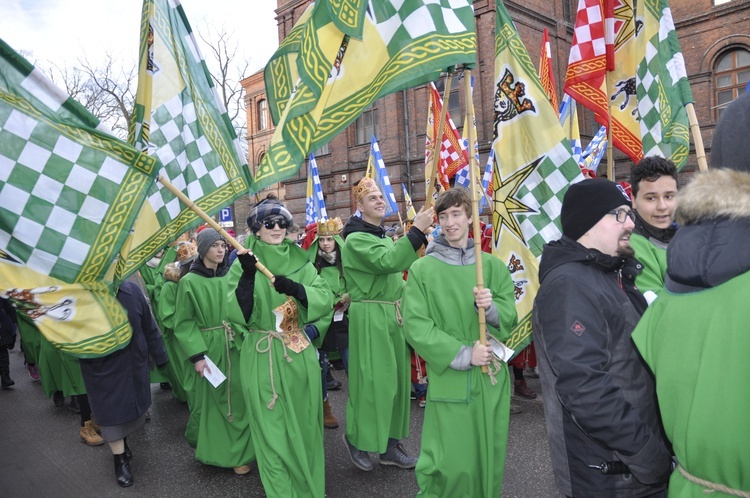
top-left (2, 94), bottom-right (749, 497)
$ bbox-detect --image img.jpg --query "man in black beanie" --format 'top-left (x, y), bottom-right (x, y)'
top-left (532, 178), bottom-right (672, 498)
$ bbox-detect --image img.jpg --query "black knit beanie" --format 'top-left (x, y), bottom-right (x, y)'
top-left (711, 91), bottom-right (750, 172)
top-left (561, 178), bottom-right (632, 240)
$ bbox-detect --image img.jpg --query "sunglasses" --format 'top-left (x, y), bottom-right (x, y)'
top-left (262, 218), bottom-right (290, 230)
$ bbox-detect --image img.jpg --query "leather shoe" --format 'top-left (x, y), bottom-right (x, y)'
top-left (342, 433), bottom-right (373, 471)
top-left (380, 442), bottom-right (418, 469)
top-left (113, 453), bottom-right (134, 487)
top-left (513, 379), bottom-right (537, 400)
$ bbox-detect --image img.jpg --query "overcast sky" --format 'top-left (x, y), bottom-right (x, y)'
top-left (0, 0), bottom-right (279, 74)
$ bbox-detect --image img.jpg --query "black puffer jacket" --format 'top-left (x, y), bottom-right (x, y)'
top-left (532, 236), bottom-right (672, 497)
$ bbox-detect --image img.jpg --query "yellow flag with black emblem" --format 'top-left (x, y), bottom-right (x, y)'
top-left (491, 1), bottom-right (585, 356)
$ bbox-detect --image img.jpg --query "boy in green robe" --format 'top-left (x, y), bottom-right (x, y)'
top-left (402, 187), bottom-right (517, 497)
top-left (173, 228), bottom-right (254, 475)
top-left (340, 177), bottom-right (433, 471)
top-left (628, 157), bottom-right (679, 299)
top-left (230, 194), bottom-right (333, 497)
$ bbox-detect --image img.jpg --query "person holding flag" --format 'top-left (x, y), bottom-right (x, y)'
top-left (341, 177), bottom-right (433, 471)
top-left (402, 187), bottom-right (518, 497)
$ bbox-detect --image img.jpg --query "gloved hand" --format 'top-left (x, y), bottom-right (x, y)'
top-left (272, 275), bottom-right (300, 297)
top-left (237, 251), bottom-right (258, 275)
top-left (303, 324), bottom-right (319, 341)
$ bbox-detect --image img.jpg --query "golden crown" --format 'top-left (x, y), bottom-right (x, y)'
top-left (317, 217), bottom-right (343, 237)
top-left (353, 177), bottom-right (380, 203)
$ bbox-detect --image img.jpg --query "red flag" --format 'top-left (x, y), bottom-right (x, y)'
top-left (539, 28), bottom-right (559, 117)
top-left (426, 83), bottom-right (469, 184)
top-left (564, 0), bottom-right (642, 162)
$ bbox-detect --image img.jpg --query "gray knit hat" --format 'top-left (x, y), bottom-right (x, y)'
top-left (247, 196), bottom-right (293, 234)
top-left (712, 91), bottom-right (750, 172)
top-left (196, 228), bottom-right (223, 259)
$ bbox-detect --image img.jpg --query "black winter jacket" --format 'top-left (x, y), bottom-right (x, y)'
top-left (532, 236), bottom-right (672, 497)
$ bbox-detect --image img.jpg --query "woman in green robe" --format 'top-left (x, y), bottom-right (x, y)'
top-left (173, 228), bottom-right (254, 475)
top-left (229, 195), bottom-right (333, 498)
top-left (154, 262), bottom-right (189, 403)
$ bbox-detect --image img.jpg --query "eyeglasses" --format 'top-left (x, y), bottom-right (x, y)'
top-left (607, 209), bottom-right (636, 223)
top-left (262, 218), bottom-right (290, 230)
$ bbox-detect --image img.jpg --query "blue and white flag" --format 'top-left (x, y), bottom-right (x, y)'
top-left (479, 149), bottom-right (494, 210)
top-left (580, 125), bottom-right (608, 173)
top-left (369, 136), bottom-right (399, 217)
top-left (559, 94), bottom-right (583, 164)
top-left (305, 153), bottom-right (328, 225)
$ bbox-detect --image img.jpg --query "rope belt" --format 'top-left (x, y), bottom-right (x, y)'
top-left (199, 321), bottom-right (235, 422)
top-left (485, 333), bottom-right (504, 386)
top-left (249, 329), bottom-right (292, 411)
top-left (678, 464), bottom-right (750, 497)
top-left (356, 299), bottom-right (403, 325)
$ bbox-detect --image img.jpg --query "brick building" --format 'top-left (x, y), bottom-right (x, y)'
top-left (237, 0), bottom-right (750, 230)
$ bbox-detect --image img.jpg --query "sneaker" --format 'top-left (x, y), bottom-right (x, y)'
top-left (233, 465), bottom-right (252, 476)
top-left (513, 379), bottom-right (537, 400)
top-left (80, 420), bottom-right (105, 446)
top-left (159, 382), bottom-right (172, 390)
top-left (69, 396), bottom-right (81, 414)
top-left (342, 433), bottom-right (373, 471)
top-left (417, 395), bottom-right (426, 408)
top-left (53, 391), bottom-right (65, 407)
top-left (26, 364), bottom-right (40, 381)
top-left (380, 442), bottom-right (418, 469)
top-left (510, 401), bottom-right (523, 414)
top-left (524, 367), bottom-right (539, 379)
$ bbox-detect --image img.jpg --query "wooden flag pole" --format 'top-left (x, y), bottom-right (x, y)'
top-left (605, 72), bottom-right (614, 180)
top-left (463, 70), bottom-right (488, 374)
top-left (686, 103), bottom-right (708, 171)
top-left (156, 176), bottom-right (274, 280)
top-left (426, 73), bottom-right (453, 208)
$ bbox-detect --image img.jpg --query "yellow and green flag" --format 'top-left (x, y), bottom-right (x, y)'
top-left (119, 0), bottom-right (253, 282)
top-left (0, 40), bottom-right (160, 357)
top-left (254, 0), bottom-right (477, 192)
top-left (491, 1), bottom-right (585, 355)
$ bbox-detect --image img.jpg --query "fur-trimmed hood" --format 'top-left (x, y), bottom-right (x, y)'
top-left (665, 169), bottom-right (750, 293)
top-left (675, 169), bottom-right (750, 225)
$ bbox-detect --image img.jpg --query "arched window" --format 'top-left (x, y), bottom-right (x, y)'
top-left (258, 99), bottom-right (268, 130)
top-left (715, 48), bottom-right (750, 119)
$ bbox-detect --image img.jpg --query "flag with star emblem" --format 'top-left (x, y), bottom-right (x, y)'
top-left (492, 0), bottom-right (585, 355)
top-left (0, 40), bottom-right (161, 357)
top-left (564, 0), bottom-right (643, 163)
top-left (120, 0), bottom-right (253, 282)
top-left (635, 0), bottom-right (693, 170)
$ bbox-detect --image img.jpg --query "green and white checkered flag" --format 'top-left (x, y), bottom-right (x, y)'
top-left (119, 0), bottom-right (252, 281)
top-left (0, 39), bottom-right (160, 357)
top-left (255, 0), bottom-right (476, 192)
top-left (492, 1), bottom-right (585, 356)
top-left (636, 0), bottom-right (694, 170)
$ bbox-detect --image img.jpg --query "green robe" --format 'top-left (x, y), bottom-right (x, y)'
top-left (15, 312), bottom-right (40, 365)
top-left (632, 270), bottom-right (750, 497)
top-left (155, 280), bottom-right (188, 403)
top-left (341, 231), bottom-right (419, 452)
top-left (306, 236), bottom-right (346, 349)
top-left (38, 331), bottom-right (86, 398)
top-left (403, 251), bottom-right (517, 498)
top-left (229, 237), bottom-right (333, 498)
top-left (142, 247), bottom-right (177, 384)
top-left (629, 233), bottom-right (668, 296)
top-left (173, 268), bottom-right (254, 468)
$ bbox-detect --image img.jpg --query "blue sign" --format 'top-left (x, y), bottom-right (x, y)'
top-left (219, 208), bottom-right (232, 222)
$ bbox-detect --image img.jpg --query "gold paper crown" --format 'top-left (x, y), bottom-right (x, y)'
top-left (176, 241), bottom-right (197, 263)
top-left (317, 217), bottom-right (343, 237)
top-left (353, 177), bottom-right (380, 204)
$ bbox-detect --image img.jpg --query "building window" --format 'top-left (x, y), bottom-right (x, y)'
top-left (715, 48), bottom-right (750, 119)
top-left (563, 0), bottom-right (577, 24)
top-left (434, 75), bottom-right (463, 128)
top-left (258, 99), bottom-right (268, 130)
top-left (313, 142), bottom-right (330, 156)
top-left (355, 103), bottom-right (379, 144)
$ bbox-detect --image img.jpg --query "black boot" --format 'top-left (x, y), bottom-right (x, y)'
top-left (0, 347), bottom-right (13, 389)
top-left (113, 453), bottom-right (133, 487)
top-left (124, 438), bottom-right (132, 461)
